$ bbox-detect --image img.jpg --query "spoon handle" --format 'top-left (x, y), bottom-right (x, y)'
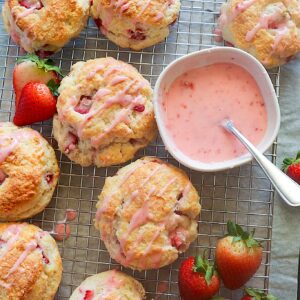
top-left (225, 121), bottom-right (300, 207)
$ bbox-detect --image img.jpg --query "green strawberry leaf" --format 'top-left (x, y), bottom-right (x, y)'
top-left (17, 54), bottom-right (64, 77)
top-left (47, 79), bottom-right (60, 97)
top-left (227, 220), bottom-right (238, 236)
top-left (205, 265), bottom-right (213, 285)
top-left (226, 221), bottom-right (262, 249)
top-left (193, 256), bottom-right (216, 286)
top-left (244, 288), bottom-right (278, 300)
top-left (282, 151), bottom-right (300, 171)
top-left (210, 297), bottom-right (225, 300)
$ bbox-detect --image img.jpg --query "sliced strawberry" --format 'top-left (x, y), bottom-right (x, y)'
top-left (19, 0), bottom-right (43, 9)
top-left (13, 54), bottom-right (62, 107)
top-left (13, 81), bottom-right (57, 126)
top-left (83, 290), bottom-right (94, 300)
top-left (128, 28), bottom-right (146, 40)
top-left (74, 96), bottom-right (93, 114)
top-left (45, 173), bottom-right (54, 184)
top-left (133, 104), bottom-right (145, 112)
top-left (0, 169), bottom-right (7, 185)
top-left (94, 18), bottom-right (102, 29)
top-left (64, 133), bottom-right (78, 154)
top-left (37, 245), bottom-right (50, 264)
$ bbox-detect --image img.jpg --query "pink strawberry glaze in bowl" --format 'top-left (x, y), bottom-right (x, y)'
top-left (153, 47), bottom-right (280, 172)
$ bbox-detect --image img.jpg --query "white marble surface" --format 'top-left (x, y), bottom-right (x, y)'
top-left (269, 57), bottom-right (300, 299)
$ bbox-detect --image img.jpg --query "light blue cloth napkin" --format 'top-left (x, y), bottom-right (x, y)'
top-left (269, 56), bottom-right (300, 299)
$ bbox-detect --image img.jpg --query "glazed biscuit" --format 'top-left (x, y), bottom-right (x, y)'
top-left (95, 157), bottom-right (201, 270)
top-left (91, 0), bottom-right (180, 50)
top-left (0, 223), bottom-right (62, 300)
top-left (2, 0), bottom-right (90, 56)
top-left (217, 0), bottom-right (300, 68)
top-left (70, 270), bottom-right (145, 299)
top-left (53, 57), bottom-right (157, 167)
top-left (0, 122), bottom-right (59, 221)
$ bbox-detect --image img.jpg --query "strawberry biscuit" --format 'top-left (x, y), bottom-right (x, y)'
top-left (2, 0), bottom-right (90, 56)
top-left (91, 0), bottom-right (180, 50)
top-left (70, 270), bottom-right (145, 300)
top-left (217, 0), bottom-right (300, 68)
top-left (94, 157), bottom-right (201, 270)
top-left (0, 223), bottom-right (62, 300)
top-left (0, 122), bottom-right (59, 221)
top-left (53, 57), bottom-right (157, 167)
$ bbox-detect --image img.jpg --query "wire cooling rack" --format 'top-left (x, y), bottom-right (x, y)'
top-left (0, 0), bottom-right (280, 299)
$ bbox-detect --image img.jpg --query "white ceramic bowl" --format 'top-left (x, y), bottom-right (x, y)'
top-left (153, 47), bottom-right (281, 172)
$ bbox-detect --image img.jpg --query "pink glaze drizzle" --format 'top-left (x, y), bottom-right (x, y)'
top-left (218, 0), bottom-right (256, 31)
top-left (153, 12), bottom-right (164, 22)
top-left (157, 178), bottom-right (176, 196)
top-left (142, 224), bottom-right (165, 257)
top-left (0, 137), bottom-right (18, 164)
top-left (0, 130), bottom-right (40, 163)
top-left (86, 65), bottom-right (105, 80)
top-left (119, 187), bottom-right (155, 248)
top-left (137, 0), bottom-right (151, 16)
top-left (96, 161), bottom-right (145, 220)
top-left (76, 80), bottom-right (139, 138)
top-left (4, 240), bottom-right (37, 279)
top-left (110, 75), bottom-right (128, 86)
top-left (141, 165), bottom-right (163, 186)
top-left (0, 224), bottom-right (22, 260)
top-left (90, 95), bottom-right (144, 147)
top-left (245, 7), bottom-right (287, 41)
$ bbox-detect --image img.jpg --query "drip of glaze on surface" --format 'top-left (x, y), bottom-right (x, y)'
top-left (50, 209), bottom-right (77, 241)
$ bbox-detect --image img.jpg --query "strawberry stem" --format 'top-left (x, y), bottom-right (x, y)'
top-left (226, 221), bottom-right (261, 248)
top-left (16, 54), bottom-right (64, 77)
top-left (193, 256), bottom-right (216, 286)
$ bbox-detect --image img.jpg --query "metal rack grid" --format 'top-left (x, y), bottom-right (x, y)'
top-left (0, 0), bottom-right (280, 299)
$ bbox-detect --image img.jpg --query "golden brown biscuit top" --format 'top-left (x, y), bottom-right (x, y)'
top-left (56, 57), bottom-right (154, 147)
top-left (218, 0), bottom-right (300, 68)
top-left (0, 223), bottom-right (62, 300)
top-left (7, 0), bottom-right (89, 44)
top-left (95, 157), bottom-right (201, 269)
top-left (0, 123), bottom-right (59, 216)
top-left (97, 0), bottom-right (180, 25)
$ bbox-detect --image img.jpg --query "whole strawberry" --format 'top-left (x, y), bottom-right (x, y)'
top-left (13, 81), bottom-right (57, 126)
top-left (241, 287), bottom-right (278, 300)
top-left (178, 256), bottom-right (220, 300)
top-left (282, 151), bottom-right (300, 184)
top-left (215, 221), bottom-right (263, 290)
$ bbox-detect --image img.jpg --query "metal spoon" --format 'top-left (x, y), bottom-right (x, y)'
top-left (222, 119), bottom-right (300, 207)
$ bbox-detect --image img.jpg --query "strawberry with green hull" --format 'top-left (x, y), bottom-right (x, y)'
top-left (215, 221), bottom-right (263, 290)
top-left (241, 288), bottom-right (278, 300)
top-left (178, 256), bottom-right (220, 300)
top-left (13, 54), bottom-right (63, 107)
top-left (12, 54), bottom-right (63, 125)
top-left (282, 151), bottom-right (300, 184)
